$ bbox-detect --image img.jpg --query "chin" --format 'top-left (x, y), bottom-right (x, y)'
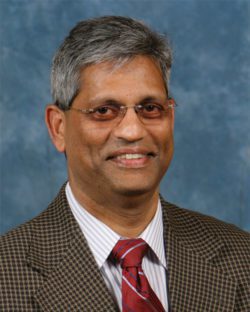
top-left (114, 184), bottom-right (157, 197)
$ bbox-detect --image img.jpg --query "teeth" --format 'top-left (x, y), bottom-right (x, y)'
top-left (117, 154), bottom-right (145, 160)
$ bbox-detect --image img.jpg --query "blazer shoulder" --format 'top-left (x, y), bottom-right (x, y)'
top-left (161, 199), bottom-right (250, 254)
top-left (1, 218), bottom-right (33, 256)
top-left (184, 206), bottom-right (249, 244)
top-left (0, 183), bottom-right (69, 254)
top-left (0, 199), bottom-right (53, 252)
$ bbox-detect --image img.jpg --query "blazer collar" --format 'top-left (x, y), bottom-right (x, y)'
top-left (26, 184), bottom-right (118, 311)
top-left (161, 199), bottom-right (237, 311)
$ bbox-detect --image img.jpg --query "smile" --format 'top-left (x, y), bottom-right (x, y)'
top-left (107, 151), bottom-right (156, 168)
top-left (116, 154), bottom-right (147, 160)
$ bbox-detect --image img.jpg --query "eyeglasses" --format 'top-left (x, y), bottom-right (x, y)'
top-left (64, 97), bottom-right (176, 127)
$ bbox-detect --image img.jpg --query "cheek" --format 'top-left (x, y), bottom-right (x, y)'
top-left (75, 126), bottom-right (111, 159)
top-left (154, 128), bottom-right (174, 165)
top-left (152, 124), bottom-right (173, 147)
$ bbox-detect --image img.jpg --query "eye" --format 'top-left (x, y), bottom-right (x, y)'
top-left (91, 104), bottom-right (120, 120)
top-left (96, 106), bottom-right (109, 114)
top-left (144, 103), bottom-right (161, 112)
top-left (139, 103), bottom-right (165, 118)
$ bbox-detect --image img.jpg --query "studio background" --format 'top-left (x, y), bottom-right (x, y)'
top-left (0, 0), bottom-right (249, 234)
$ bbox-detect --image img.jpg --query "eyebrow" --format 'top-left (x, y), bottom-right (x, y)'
top-left (87, 95), bottom-right (166, 107)
top-left (139, 96), bottom-right (165, 105)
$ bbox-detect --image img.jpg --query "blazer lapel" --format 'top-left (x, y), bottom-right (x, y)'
top-left (162, 200), bottom-right (237, 312)
top-left (26, 185), bottom-right (118, 311)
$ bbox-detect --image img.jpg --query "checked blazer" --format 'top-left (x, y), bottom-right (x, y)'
top-left (1, 185), bottom-right (249, 311)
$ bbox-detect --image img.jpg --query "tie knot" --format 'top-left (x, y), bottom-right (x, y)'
top-left (112, 238), bottom-right (148, 268)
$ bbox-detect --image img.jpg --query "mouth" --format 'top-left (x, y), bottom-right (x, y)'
top-left (115, 153), bottom-right (154, 160)
top-left (107, 150), bottom-right (156, 168)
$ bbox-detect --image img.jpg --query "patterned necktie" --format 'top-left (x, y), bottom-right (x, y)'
top-left (112, 238), bottom-right (165, 312)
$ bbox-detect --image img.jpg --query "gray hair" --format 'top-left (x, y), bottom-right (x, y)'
top-left (51, 16), bottom-right (172, 109)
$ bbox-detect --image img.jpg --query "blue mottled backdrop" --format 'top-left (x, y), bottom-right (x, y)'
top-left (1, 0), bottom-right (249, 234)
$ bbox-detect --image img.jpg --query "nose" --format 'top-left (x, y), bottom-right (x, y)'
top-left (112, 106), bottom-right (147, 142)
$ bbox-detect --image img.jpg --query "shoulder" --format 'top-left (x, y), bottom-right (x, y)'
top-left (161, 199), bottom-right (250, 311)
top-left (161, 198), bottom-right (249, 257)
top-left (161, 199), bottom-right (249, 293)
top-left (1, 201), bottom-right (53, 254)
top-left (0, 210), bottom-right (50, 290)
top-left (0, 184), bottom-right (72, 308)
top-left (0, 217), bottom-right (41, 308)
top-left (1, 219), bottom-right (33, 261)
top-left (0, 183), bottom-right (69, 252)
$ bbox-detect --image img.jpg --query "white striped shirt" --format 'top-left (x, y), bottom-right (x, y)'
top-left (66, 182), bottom-right (168, 311)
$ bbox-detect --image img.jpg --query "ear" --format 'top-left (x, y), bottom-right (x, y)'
top-left (169, 98), bottom-right (175, 132)
top-left (45, 104), bottom-right (66, 153)
top-left (171, 105), bottom-right (175, 132)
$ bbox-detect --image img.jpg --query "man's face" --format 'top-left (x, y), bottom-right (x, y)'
top-left (62, 56), bottom-right (174, 200)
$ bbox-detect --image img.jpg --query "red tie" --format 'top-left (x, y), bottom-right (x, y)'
top-left (112, 238), bottom-right (165, 312)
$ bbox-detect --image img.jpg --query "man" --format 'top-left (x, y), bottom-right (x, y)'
top-left (0, 16), bottom-right (249, 311)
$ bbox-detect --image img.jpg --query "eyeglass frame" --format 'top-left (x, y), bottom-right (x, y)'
top-left (56, 97), bottom-right (177, 125)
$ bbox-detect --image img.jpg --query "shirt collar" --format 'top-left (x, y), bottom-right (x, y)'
top-left (66, 182), bottom-right (166, 269)
top-left (139, 201), bottom-right (166, 268)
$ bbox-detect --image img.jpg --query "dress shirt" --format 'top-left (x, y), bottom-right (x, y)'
top-left (66, 182), bottom-right (168, 311)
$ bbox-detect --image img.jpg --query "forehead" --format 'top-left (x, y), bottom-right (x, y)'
top-left (82, 55), bottom-right (163, 77)
top-left (77, 56), bottom-right (166, 101)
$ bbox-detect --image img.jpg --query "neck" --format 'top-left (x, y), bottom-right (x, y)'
top-left (69, 180), bottom-right (159, 238)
